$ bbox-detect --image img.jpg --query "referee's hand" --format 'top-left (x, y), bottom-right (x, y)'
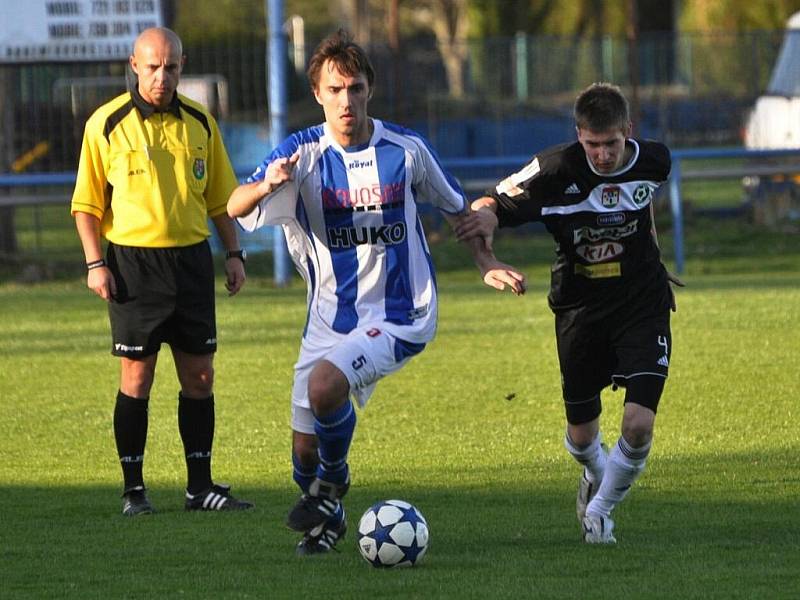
top-left (87, 266), bottom-right (117, 302)
top-left (224, 258), bottom-right (246, 296)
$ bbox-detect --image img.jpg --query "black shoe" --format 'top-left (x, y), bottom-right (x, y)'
top-left (296, 515), bottom-right (348, 556)
top-left (286, 477), bottom-right (349, 532)
top-left (185, 483), bottom-right (254, 511)
top-left (122, 486), bottom-right (155, 516)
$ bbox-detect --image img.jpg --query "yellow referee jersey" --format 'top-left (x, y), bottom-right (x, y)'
top-left (71, 88), bottom-right (238, 247)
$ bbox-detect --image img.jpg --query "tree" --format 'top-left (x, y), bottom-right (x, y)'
top-left (173, 0), bottom-right (335, 44)
top-left (678, 0), bottom-right (800, 31)
top-left (407, 0), bottom-right (470, 98)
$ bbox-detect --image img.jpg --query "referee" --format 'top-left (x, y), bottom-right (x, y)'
top-left (71, 27), bottom-right (252, 516)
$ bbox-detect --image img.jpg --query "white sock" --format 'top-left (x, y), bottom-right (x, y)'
top-left (586, 436), bottom-right (651, 518)
top-left (564, 431), bottom-right (608, 484)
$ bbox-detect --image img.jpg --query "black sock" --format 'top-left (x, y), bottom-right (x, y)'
top-left (178, 392), bottom-right (214, 495)
top-left (114, 390), bottom-right (149, 491)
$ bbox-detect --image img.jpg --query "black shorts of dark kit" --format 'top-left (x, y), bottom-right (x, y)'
top-left (556, 305), bottom-right (671, 425)
top-left (107, 241), bottom-right (217, 358)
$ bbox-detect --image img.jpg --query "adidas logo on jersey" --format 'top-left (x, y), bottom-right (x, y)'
top-left (657, 355), bottom-right (670, 367)
top-left (564, 183), bottom-right (581, 194)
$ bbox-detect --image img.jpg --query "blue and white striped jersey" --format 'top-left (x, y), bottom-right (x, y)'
top-left (237, 119), bottom-right (466, 343)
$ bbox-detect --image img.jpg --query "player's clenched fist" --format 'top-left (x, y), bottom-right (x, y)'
top-left (227, 151), bottom-right (301, 219)
top-left (261, 151), bottom-right (300, 195)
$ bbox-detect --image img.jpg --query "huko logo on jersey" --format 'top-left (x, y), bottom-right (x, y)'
top-left (327, 222), bottom-right (408, 249)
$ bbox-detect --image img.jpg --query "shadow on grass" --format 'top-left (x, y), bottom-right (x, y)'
top-left (2, 480), bottom-right (797, 599)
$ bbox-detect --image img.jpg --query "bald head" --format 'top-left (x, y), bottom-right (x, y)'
top-left (130, 27), bottom-right (184, 109)
top-left (133, 27), bottom-right (183, 57)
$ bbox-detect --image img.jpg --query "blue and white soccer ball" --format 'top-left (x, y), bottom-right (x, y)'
top-left (356, 499), bottom-right (429, 568)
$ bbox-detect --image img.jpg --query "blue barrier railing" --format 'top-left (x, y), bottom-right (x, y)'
top-left (668, 147), bottom-right (800, 273)
top-left (3, 147), bottom-right (800, 276)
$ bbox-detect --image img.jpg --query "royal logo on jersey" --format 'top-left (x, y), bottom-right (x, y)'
top-left (633, 184), bottom-right (653, 205)
top-left (601, 186), bottom-right (620, 207)
top-left (573, 220), bottom-right (638, 244)
top-left (347, 159), bottom-right (374, 170)
top-left (327, 222), bottom-right (407, 249)
top-left (597, 212), bottom-right (626, 225)
top-left (575, 241), bottom-right (623, 263)
top-left (193, 158), bottom-right (205, 180)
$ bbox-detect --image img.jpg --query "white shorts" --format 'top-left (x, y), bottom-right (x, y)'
top-left (290, 325), bottom-right (426, 434)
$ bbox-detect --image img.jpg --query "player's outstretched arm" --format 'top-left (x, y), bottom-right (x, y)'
top-left (227, 151), bottom-right (300, 218)
top-left (445, 209), bottom-right (527, 296)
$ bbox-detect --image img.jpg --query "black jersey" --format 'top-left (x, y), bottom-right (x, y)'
top-left (492, 139), bottom-right (671, 318)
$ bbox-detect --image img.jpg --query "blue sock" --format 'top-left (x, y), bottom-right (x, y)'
top-left (292, 453), bottom-right (316, 494)
top-left (313, 401), bottom-right (356, 486)
top-left (328, 502), bottom-right (345, 527)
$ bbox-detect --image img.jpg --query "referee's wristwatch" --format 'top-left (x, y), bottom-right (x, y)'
top-left (225, 249), bottom-right (246, 264)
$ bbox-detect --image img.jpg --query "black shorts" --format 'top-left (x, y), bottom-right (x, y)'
top-left (107, 241), bottom-right (217, 358)
top-left (556, 304), bottom-right (671, 424)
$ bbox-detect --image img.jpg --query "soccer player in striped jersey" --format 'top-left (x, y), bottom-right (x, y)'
top-left (228, 29), bottom-right (525, 555)
top-left (456, 83), bottom-right (683, 544)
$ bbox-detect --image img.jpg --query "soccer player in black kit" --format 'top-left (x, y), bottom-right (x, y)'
top-left (456, 82), bottom-right (682, 543)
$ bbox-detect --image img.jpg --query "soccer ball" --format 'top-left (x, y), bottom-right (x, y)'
top-left (356, 499), bottom-right (429, 568)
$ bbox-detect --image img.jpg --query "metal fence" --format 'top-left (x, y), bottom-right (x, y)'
top-left (0, 27), bottom-right (793, 264)
top-left (0, 28), bottom-right (788, 176)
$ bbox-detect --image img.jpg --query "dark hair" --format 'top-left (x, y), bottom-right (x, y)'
top-left (306, 29), bottom-right (375, 92)
top-left (573, 83), bottom-right (630, 131)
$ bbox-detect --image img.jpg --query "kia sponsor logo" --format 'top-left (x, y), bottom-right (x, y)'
top-left (575, 241), bottom-right (624, 263)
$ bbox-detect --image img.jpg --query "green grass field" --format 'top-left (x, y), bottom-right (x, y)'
top-left (1, 230), bottom-right (799, 598)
